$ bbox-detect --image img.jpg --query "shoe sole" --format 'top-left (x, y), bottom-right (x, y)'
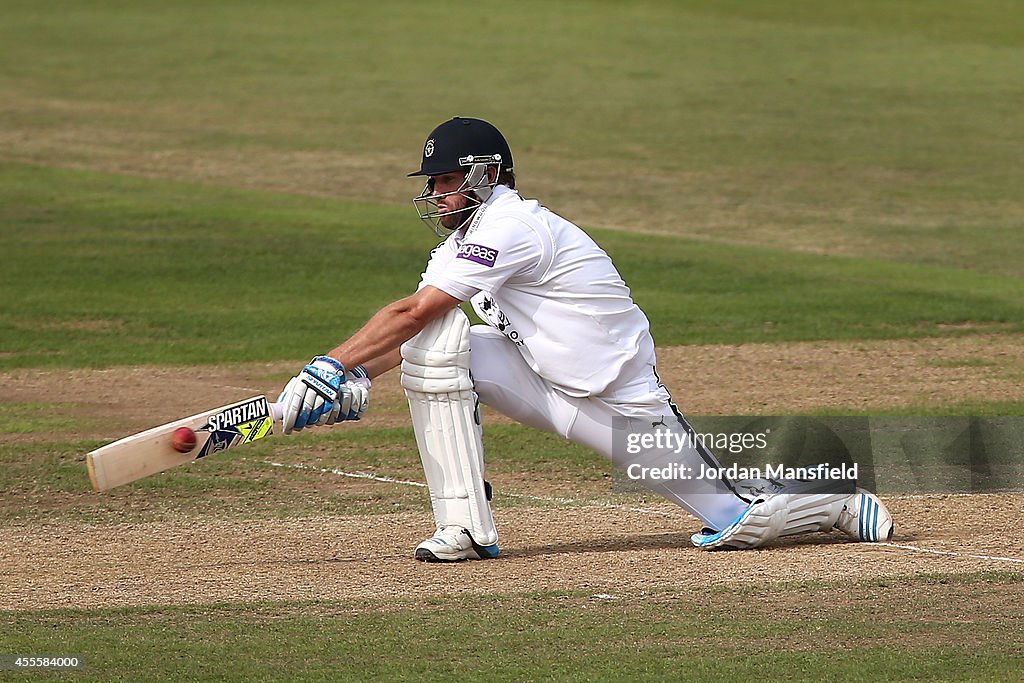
top-left (414, 548), bottom-right (477, 562)
top-left (414, 547), bottom-right (499, 562)
top-left (415, 548), bottom-right (445, 562)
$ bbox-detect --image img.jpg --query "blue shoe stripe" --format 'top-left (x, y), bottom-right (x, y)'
top-left (869, 498), bottom-right (878, 541)
top-left (873, 498), bottom-right (880, 541)
top-left (859, 493), bottom-right (880, 542)
top-left (859, 494), bottom-right (867, 540)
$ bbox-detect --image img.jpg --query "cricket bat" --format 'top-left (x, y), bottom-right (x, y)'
top-left (87, 395), bottom-right (284, 492)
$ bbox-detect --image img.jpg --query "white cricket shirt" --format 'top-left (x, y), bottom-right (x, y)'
top-left (420, 185), bottom-right (659, 398)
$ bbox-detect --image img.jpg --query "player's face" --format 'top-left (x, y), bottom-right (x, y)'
top-left (431, 172), bottom-right (476, 230)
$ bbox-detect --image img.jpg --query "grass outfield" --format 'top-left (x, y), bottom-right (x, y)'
top-left (2, 2), bottom-right (1023, 275)
top-left (1, 163), bottom-right (1022, 369)
top-left (2, 2), bottom-right (1023, 681)
top-left (4, 575), bottom-right (1022, 682)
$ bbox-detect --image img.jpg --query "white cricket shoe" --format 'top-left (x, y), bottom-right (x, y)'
top-left (834, 489), bottom-right (894, 542)
top-left (414, 525), bottom-right (500, 562)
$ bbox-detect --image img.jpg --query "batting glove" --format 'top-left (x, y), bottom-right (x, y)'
top-left (279, 356), bottom-right (349, 434)
top-left (344, 365), bottom-right (372, 421)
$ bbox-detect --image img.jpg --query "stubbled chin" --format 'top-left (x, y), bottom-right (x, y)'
top-left (439, 212), bottom-right (461, 230)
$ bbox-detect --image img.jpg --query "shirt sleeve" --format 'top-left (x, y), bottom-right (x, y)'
top-left (422, 216), bottom-right (545, 301)
top-left (416, 240), bottom-right (457, 293)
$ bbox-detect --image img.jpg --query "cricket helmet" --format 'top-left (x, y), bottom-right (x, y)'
top-left (408, 116), bottom-right (513, 178)
top-left (410, 117), bottom-right (514, 237)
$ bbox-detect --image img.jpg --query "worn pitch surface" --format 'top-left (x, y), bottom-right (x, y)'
top-left (3, 334), bottom-right (1022, 610)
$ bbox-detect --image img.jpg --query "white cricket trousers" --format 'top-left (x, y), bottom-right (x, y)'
top-left (467, 326), bottom-right (748, 530)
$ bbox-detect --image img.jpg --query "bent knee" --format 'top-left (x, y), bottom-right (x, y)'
top-left (468, 325), bottom-right (523, 398)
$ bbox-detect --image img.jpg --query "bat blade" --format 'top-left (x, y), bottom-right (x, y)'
top-left (87, 395), bottom-right (284, 492)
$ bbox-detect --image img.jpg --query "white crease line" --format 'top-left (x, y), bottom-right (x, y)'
top-left (884, 492), bottom-right (1023, 500)
top-left (270, 461), bottom-right (429, 489)
top-left (265, 461), bottom-right (1024, 565)
top-left (266, 461), bottom-right (683, 517)
top-left (878, 542), bottom-right (1024, 565)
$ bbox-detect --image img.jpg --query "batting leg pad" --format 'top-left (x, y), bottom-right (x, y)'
top-left (401, 307), bottom-right (498, 548)
top-left (691, 493), bottom-right (849, 550)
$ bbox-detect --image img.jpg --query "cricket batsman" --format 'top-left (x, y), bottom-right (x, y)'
top-left (277, 116), bottom-right (895, 561)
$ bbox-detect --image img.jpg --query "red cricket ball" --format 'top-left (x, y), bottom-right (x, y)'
top-left (171, 426), bottom-right (198, 453)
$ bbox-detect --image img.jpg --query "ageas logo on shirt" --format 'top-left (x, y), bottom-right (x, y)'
top-left (456, 242), bottom-right (499, 268)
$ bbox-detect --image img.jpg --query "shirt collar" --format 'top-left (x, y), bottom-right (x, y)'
top-left (454, 184), bottom-right (517, 240)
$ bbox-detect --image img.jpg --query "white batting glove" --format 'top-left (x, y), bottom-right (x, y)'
top-left (279, 356), bottom-right (348, 434)
top-left (278, 358), bottom-right (372, 434)
top-left (344, 365), bottom-right (371, 419)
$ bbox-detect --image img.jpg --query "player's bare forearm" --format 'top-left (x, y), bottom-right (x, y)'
top-left (325, 286), bottom-right (462, 372)
top-left (360, 347), bottom-right (403, 379)
top-left (326, 303), bottom-right (418, 370)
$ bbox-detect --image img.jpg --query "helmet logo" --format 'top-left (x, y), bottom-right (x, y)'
top-left (424, 139), bottom-right (435, 158)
